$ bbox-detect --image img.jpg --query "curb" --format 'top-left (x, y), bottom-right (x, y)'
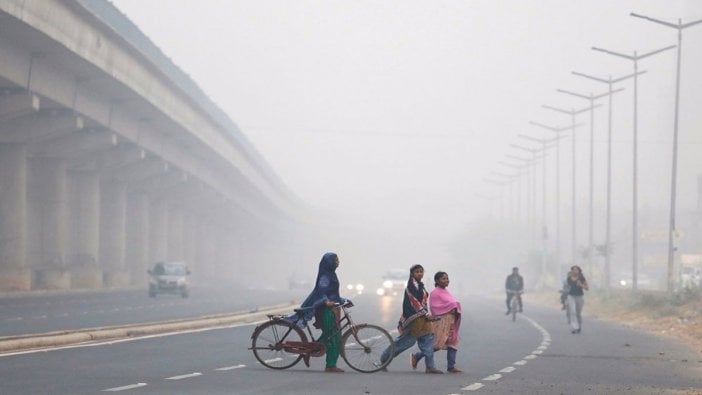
top-left (0, 302), bottom-right (297, 354)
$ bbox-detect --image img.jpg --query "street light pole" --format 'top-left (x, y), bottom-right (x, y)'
top-left (510, 144), bottom-right (543, 239)
top-left (542, 104), bottom-right (591, 267)
top-left (529, 121), bottom-right (576, 270)
top-left (591, 44), bottom-right (676, 291)
top-left (630, 12), bottom-right (702, 292)
top-left (492, 171), bottom-right (520, 222)
top-left (556, 89), bottom-right (611, 276)
top-left (518, 134), bottom-right (563, 287)
top-left (572, 70), bottom-right (643, 290)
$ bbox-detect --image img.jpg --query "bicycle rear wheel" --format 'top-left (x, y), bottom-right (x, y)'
top-left (340, 324), bottom-right (394, 373)
top-left (512, 297), bottom-right (518, 322)
top-left (251, 320), bottom-right (307, 369)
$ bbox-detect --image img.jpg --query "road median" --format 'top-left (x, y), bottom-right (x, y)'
top-left (0, 302), bottom-right (296, 354)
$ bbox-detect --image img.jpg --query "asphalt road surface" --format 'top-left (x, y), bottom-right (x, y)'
top-left (1, 291), bottom-right (700, 394)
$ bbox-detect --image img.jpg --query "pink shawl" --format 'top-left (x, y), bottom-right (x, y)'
top-left (429, 286), bottom-right (462, 343)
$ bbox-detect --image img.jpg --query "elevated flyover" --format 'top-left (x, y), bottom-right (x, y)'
top-left (0, 0), bottom-right (306, 291)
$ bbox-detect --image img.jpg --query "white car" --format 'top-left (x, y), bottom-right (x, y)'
top-left (376, 269), bottom-right (407, 296)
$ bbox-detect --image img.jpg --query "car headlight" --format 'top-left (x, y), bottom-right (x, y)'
top-left (355, 284), bottom-right (364, 291)
top-left (383, 280), bottom-right (393, 288)
top-left (376, 288), bottom-right (385, 296)
top-left (346, 284), bottom-right (354, 290)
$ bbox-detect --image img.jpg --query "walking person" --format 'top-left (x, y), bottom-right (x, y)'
top-left (412, 271), bottom-right (463, 373)
top-left (380, 264), bottom-right (443, 374)
top-left (567, 265), bottom-right (589, 334)
top-left (298, 252), bottom-right (346, 372)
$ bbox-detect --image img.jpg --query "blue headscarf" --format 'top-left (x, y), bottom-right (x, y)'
top-left (301, 252), bottom-right (342, 309)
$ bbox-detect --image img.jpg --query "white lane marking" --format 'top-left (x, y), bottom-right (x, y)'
top-left (461, 383), bottom-right (484, 391)
top-left (166, 372), bottom-right (202, 380)
top-left (514, 360), bottom-right (527, 365)
top-left (102, 383), bottom-right (147, 391)
top-left (524, 355), bottom-right (537, 360)
top-left (482, 374), bottom-right (501, 381)
top-left (0, 321), bottom-right (259, 357)
top-left (264, 357), bottom-right (283, 363)
top-left (499, 366), bottom-right (516, 373)
top-left (532, 350), bottom-right (543, 354)
top-left (215, 364), bottom-right (245, 371)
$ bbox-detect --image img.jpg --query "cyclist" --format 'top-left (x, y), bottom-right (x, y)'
top-left (298, 252), bottom-right (347, 372)
top-left (505, 267), bottom-right (524, 315)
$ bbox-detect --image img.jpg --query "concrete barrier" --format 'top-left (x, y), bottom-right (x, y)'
top-left (0, 302), bottom-right (296, 354)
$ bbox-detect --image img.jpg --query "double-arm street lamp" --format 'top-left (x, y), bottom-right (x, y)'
top-left (529, 122), bottom-right (577, 269)
top-left (556, 88), bottom-right (612, 275)
top-left (572, 70), bottom-right (644, 289)
top-left (591, 44), bottom-right (676, 291)
top-left (542, 104), bottom-right (591, 266)
top-left (630, 12), bottom-right (702, 292)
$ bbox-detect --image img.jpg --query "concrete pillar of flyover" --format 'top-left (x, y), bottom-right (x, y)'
top-left (28, 157), bottom-right (69, 290)
top-left (67, 170), bottom-right (102, 288)
top-left (199, 224), bottom-right (216, 285)
top-left (126, 191), bottom-right (149, 286)
top-left (182, 211), bottom-right (197, 270)
top-left (0, 144), bottom-right (30, 291)
top-left (149, 197), bottom-right (168, 265)
top-left (167, 205), bottom-right (184, 262)
top-left (99, 179), bottom-right (128, 287)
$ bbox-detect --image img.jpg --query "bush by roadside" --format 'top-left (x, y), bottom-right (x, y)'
top-left (531, 287), bottom-right (702, 355)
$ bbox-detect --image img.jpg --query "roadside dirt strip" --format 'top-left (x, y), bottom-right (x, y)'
top-left (0, 302), bottom-right (296, 354)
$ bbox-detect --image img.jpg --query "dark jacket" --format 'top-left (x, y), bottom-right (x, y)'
top-left (505, 273), bottom-right (524, 292)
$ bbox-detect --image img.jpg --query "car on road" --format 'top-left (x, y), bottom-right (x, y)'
top-left (148, 261), bottom-right (190, 298)
top-left (376, 269), bottom-right (407, 296)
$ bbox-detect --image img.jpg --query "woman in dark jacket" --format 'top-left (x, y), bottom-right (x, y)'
top-left (379, 264), bottom-right (443, 373)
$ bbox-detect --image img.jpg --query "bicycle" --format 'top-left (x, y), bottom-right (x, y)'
top-left (507, 290), bottom-right (523, 322)
top-left (249, 300), bottom-right (395, 373)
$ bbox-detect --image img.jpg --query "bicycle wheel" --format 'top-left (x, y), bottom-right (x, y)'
top-left (512, 298), bottom-right (518, 322)
top-left (340, 324), bottom-right (395, 373)
top-left (251, 320), bottom-right (307, 369)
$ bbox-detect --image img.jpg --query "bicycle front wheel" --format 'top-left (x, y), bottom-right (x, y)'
top-left (340, 324), bottom-right (394, 373)
top-left (251, 320), bottom-right (307, 369)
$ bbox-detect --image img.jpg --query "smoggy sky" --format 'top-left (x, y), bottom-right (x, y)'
top-left (109, 1), bottom-right (702, 272)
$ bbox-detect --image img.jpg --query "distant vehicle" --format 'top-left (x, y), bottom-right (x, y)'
top-left (148, 261), bottom-right (190, 298)
top-left (376, 269), bottom-right (407, 296)
top-left (345, 283), bottom-right (365, 295)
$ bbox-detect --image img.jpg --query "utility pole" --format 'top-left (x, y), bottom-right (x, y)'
top-left (572, 70), bottom-right (643, 290)
top-left (630, 12), bottom-right (702, 293)
top-left (591, 44), bottom-right (676, 291)
top-left (542, 104), bottom-right (591, 268)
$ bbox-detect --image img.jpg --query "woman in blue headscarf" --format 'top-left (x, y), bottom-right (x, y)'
top-left (300, 252), bottom-right (346, 372)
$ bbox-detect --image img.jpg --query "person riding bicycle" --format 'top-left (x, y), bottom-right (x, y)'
top-left (298, 252), bottom-right (347, 372)
top-left (505, 267), bottom-right (524, 315)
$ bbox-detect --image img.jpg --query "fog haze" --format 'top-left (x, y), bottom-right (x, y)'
top-left (110, 0), bottom-right (702, 292)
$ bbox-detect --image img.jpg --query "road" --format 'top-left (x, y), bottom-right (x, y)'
top-left (0, 291), bottom-right (700, 394)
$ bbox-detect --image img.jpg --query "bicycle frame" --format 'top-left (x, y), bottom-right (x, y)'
top-left (250, 300), bottom-right (395, 372)
top-left (265, 301), bottom-right (357, 353)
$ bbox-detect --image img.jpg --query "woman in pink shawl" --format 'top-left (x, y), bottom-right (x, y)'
top-left (411, 271), bottom-right (463, 373)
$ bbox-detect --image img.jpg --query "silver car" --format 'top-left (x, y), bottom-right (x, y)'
top-left (148, 261), bottom-right (190, 298)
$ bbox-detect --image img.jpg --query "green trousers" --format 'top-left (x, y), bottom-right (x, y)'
top-left (319, 307), bottom-right (341, 368)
